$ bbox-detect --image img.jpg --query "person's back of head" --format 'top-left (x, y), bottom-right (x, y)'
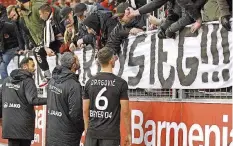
top-left (9, 57), bottom-right (35, 83)
top-left (19, 57), bottom-right (35, 73)
top-left (39, 3), bottom-right (52, 13)
top-left (60, 52), bottom-right (80, 72)
top-left (97, 47), bottom-right (115, 68)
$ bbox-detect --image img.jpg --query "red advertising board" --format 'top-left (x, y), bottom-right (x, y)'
top-left (0, 101), bottom-right (232, 146)
top-left (120, 102), bottom-right (233, 146)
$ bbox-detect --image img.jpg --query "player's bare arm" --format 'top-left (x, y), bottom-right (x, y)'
top-left (83, 99), bottom-right (90, 133)
top-left (121, 99), bottom-right (132, 146)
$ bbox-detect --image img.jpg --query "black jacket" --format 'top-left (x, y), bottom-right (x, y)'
top-left (0, 4), bottom-right (8, 22)
top-left (139, 0), bottom-right (169, 15)
top-left (46, 66), bottom-right (84, 146)
top-left (0, 69), bottom-right (47, 140)
top-left (128, 0), bottom-right (147, 9)
top-left (227, 0), bottom-right (232, 12)
top-left (0, 21), bottom-right (24, 53)
top-left (83, 10), bottom-right (118, 47)
top-left (51, 6), bottom-right (66, 35)
top-left (106, 15), bottom-right (147, 55)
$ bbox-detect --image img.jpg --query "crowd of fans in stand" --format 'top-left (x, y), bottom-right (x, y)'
top-left (0, 0), bottom-right (231, 85)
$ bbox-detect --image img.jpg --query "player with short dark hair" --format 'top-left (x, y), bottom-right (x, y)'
top-left (83, 47), bottom-right (132, 146)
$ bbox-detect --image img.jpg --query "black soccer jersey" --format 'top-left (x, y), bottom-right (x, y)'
top-left (84, 72), bottom-right (129, 139)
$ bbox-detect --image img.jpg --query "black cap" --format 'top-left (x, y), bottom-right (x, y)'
top-left (60, 7), bottom-right (72, 23)
top-left (74, 3), bottom-right (87, 17)
top-left (83, 13), bottom-right (100, 33)
top-left (17, 0), bottom-right (30, 3)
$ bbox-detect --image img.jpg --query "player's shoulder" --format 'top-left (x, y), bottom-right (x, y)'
top-left (85, 74), bottom-right (100, 85)
top-left (114, 75), bottom-right (128, 86)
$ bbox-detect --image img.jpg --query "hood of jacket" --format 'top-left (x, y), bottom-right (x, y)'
top-left (86, 5), bottom-right (97, 18)
top-left (52, 65), bottom-right (79, 83)
top-left (9, 69), bottom-right (33, 84)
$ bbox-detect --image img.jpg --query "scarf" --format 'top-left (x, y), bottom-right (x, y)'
top-left (44, 12), bottom-right (55, 48)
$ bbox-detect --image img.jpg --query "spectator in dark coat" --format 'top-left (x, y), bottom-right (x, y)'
top-left (78, 9), bottom-right (118, 49)
top-left (0, 20), bottom-right (25, 79)
top-left (0, 57), bottom-right (47, 146)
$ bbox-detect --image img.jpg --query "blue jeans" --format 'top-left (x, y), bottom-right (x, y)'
top-left (0, 47), bottom-right (18, 79)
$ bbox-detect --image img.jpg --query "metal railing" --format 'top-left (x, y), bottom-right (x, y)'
top-left (38, 87), bottom-right (232, 102)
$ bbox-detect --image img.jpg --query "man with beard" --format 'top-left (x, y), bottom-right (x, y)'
top-left (46, 52), bottom-right (84, 146)
top-left (0, 57), bottom-right (47, 146)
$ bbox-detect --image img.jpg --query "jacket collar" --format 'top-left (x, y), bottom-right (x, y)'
top-left (21, 2), bottom-right (32, 16)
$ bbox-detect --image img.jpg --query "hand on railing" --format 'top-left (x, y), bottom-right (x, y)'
top-left (221, 15), bottom-right (231, 31)
top-left (45, 48), bottom-right (55, 57)
top-left (129, 28), bottom-right (144, 35)
top-left (190, 18), bottom-right (202, 33)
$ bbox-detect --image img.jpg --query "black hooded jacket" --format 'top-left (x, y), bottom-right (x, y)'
top-left (46, 65), bottom-right (84, 146)
top-left (0, 69), bottom-right (47, 140)
top-left (105, 15), bottom-right (147, 55)
top-left (0, 21), bottom-right (24, 53)
top-left (82, 10), bottom-right (119, 47)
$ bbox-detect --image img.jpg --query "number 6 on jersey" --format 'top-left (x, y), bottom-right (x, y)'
top-left (95, 87), bottom-right (108, 110)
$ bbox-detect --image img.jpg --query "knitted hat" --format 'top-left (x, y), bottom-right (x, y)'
top-left (60, 7), bottom-right (72, 23)
top-left (17, 0), bottom-right (30, 3)
top-left (114, 2), bottom-right (129, 17)
top-left (83, 13), bottom-right (100, 33)
top-left (74, 3), bottom-right (87, 17)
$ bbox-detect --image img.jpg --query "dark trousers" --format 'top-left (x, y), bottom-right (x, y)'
top-left (84, 136), bottom-right (120, 146)
top-left (33, 41), bottom-right (61, 71)
top-left (8, 139), bottom-right (31, 146)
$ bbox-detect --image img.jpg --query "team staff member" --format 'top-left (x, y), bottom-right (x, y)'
top-left (0, 57), bottom-right (47, 146)
top-left (83, 47), bottom-right (132, 146)
top-left (46, 52), bottom-right (84, 146)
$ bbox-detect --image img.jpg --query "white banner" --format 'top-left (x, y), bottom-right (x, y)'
top-left (7, 23), bottom-right (233, 89)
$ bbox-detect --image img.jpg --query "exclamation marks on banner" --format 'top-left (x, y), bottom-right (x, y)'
top-left (201, 24), bottom-right (230, 83)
